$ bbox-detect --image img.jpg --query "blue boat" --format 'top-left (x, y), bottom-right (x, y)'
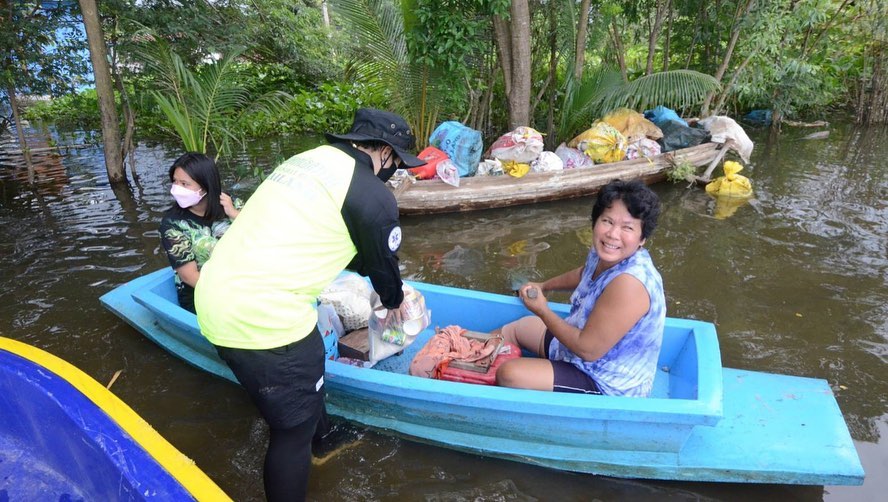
top-left (0, 336), bottom-right (230, 501)
top-left (100, 268), bottom-right (865, 486)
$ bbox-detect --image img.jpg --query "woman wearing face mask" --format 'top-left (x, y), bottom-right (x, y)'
top-left (159, 152), bottom-right (240, 313)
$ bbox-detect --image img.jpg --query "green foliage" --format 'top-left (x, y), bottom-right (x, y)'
top-left (138, 42), bottom-right (290, 157)
top-left (240, 0), bottom-right (347, 84)
top-left (558, 67), bottom-right (625, 140)
top-left (330, 0), bottom-right (451, 145)
top-left (241, 81), bottom-right (385, 135)
top-left (22, 90), bottom-right (102, 129)
top-left (666, 159), bottom-right (696, 183)
top-left (7, 0), bottom-right (880, 144)
top-left (406, 1), bottom-right (489, 74)
top-left (600, 70), bottom-right (720, 114)
top-left (1, 2), bottom-right (89, 95)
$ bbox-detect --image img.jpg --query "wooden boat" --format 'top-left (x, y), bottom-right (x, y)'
top-left (394, 142), bottom-right (729, 215)
top-left (100, 268), bottom-right (864, 486)
top-left (0, 336), bottom-right (230, 501)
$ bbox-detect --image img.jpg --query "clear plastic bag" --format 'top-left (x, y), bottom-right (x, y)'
top-left (367, 285), bottom-right (431, 365)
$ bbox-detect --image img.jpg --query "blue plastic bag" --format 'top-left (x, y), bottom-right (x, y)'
top-left (743, 109), bottom-right (773, 126)
top-left (429, 121), bottom-right (483, 177)
top-left (644, 106), bottom-right (687, 128)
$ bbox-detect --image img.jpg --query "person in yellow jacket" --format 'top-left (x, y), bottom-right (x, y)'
top-left (195, 109), bottom-right (425, 502)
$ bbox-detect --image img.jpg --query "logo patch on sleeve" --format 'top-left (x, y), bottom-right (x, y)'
top-left (388, 226), bottom-right (402, 252)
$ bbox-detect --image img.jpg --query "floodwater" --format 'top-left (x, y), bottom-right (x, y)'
top-left (0, 122), bottom-right (885, 501)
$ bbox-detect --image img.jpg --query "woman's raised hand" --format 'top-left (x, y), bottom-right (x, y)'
top-left (220, 192), bottom-right (240, 219)
top-left (520, 282), bottom-right (547, 314)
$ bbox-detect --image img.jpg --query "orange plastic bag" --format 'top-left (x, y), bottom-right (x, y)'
top-left (602, 108), bottom-right (663, 142)
top-left (409, 146), bottom-right (448, 179)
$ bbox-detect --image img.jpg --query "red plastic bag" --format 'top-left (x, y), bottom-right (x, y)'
top-left (409, 146), bottom-right (448, 179)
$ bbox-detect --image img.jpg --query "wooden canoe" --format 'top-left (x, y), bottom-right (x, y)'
top-left (0, 336), bottom-right (230, 501)
top-left (100, 268), bottom-right (864, 486)
top-left (394, 142), bottom-right (729, 215)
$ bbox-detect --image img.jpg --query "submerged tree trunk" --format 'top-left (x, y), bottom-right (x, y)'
top-left (546, 5), bottom-right (559, 149)
top-left (114, 70), bottom-right (136, 179)
top-left (79, 0), bottom-right (124, 184)
top-left (110, 19), bottom-right (137, 179)
top-left (857, 46), bottom-right (887, 124)
top-left (5, 81), bottom-right (34, 183)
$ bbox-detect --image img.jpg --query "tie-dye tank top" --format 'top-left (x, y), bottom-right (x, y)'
top-left (548, 247), bottom-right (665, 397)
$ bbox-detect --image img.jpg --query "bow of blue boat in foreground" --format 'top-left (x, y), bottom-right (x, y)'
top-left (0, 335), bottom-right (230, 501)
top-left (100, 268), bottom-right (865, 486)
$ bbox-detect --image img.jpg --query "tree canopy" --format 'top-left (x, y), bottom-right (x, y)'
top-left (4, 0), bottom-right (885, 172)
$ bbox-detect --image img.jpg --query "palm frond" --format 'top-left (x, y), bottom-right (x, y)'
top-left (152, 91), bottom-right (200, 151)
top-left (598, 70), bottom-right (721, 116)
top-left (138, 39), bottom-right (288, 157)
top-left (330, 0), bottom-right (446, 145)
top-left (558, 69), bottom-right (721, 141)
top-left (558, 67), bottom-right (624, 140)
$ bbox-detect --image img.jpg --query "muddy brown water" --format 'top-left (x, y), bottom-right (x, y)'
top-left (1, 123), bottom-right (885, 501)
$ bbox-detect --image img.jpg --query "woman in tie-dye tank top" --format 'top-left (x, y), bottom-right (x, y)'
top-left (494, 180), bottom-right (665, 397)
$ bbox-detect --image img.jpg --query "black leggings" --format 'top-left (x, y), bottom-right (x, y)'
top-left (215, 333), bottom-right (328, 501)
top-left (264, 406), bottom-right (328, 502)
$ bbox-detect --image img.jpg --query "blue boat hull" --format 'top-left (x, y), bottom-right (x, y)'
top-left (0, 337), bottom-right (230, 500)
top-left (100, 268), bottom-right (865, 485)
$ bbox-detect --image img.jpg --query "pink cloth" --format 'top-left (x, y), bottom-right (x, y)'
top-left (409, 325), bottom-right (500, 378)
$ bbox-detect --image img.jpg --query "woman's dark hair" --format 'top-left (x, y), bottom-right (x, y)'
top-left (591, 179), bottom-right (661, 239)
top-left (168, 152), bottom-right (225, 221)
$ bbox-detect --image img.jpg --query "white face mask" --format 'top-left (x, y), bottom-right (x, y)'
top-left (170, 184), bottom-right (206, 208)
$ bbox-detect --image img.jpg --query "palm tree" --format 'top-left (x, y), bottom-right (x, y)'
top-left (558, 67), bottom-right (720, 141)
top-left (329, 0), bottom-right (445, 146)
top-left (139, 41), bottom-right (289, 158)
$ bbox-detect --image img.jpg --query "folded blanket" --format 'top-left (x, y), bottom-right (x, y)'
top-left (409, 325), bottom-right (500, 378)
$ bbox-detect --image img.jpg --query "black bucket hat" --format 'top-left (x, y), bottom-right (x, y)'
top-left (325, 108), bottom-right (426, 168)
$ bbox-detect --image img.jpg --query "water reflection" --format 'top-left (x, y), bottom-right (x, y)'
top-left (0, 124), bottom-right (885, 500)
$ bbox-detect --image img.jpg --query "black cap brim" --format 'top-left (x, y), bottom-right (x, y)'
top-left (326, 132), bottom-right (426, 168)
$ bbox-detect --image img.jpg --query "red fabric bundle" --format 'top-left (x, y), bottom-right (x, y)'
top-left (437, 342), bottom-right (521, 385)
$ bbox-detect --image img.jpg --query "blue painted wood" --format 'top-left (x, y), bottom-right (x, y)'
top-left (0, 347), bottom-right (195, 500)
top-left (100, 268), bottom-right (865, 485)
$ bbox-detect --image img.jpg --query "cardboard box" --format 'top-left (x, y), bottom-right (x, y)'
top-left (338, 328), bottom-right (370, 361)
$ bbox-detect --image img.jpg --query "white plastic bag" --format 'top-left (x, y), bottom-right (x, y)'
top-left (436, 159), bottom-right (460, 187)
top-left (531, 151), bottom-right (564, 172)
top-left (316, 303), bottom-right (343, 360)
top-left (476, 159), bottom-right (504, 176)
top-left (554, 143), bottom-right (594, 169)
top-left (318, 272), bottom-right (372, 331)
top-left (490, 127), bottom-right (545, 163)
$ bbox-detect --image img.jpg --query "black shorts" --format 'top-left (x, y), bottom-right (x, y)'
top-left (544, 331), bottom-right (601, 395)
top-left (215, 327), bottom-right (326, 430)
